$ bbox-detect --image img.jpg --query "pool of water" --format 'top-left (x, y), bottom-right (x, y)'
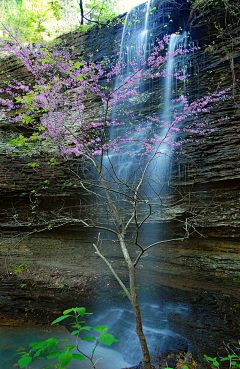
top-left (0, 324), bottom-right (131, 369)
top-left (0, 302), bottom-right (189, 369)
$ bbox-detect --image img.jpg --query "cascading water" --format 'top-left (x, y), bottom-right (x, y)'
top-left (96, 0), bottom-right (191, 366)
top-left (103, 1), bottom-right (188, 204)
top-left (0, 303), bottom-right (189, 368)
top-left (145, 31), bottom-right (187, 198)
top-left (163, 33), bottom-right (187, 128)
top-left (102, 0), bottom-right (153, 182)
top-left (89, 302), bottom-right (190, 365)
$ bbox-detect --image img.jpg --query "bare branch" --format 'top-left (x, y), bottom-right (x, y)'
top-left (93, 233), bottom-right (131, 300)
top-left (133, 237), bottom-right (185, 267)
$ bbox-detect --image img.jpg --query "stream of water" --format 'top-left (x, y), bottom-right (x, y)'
top-left (102, 0), bottom-right (188, 207)
top-left (0, 302), bottom-right (189, 368)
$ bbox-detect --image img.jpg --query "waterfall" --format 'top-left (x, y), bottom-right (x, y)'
top-left (119, 0), bottom-right (151, 71)
top-left (102, 2), bottom-right (187, 202)
top-left (89, 303), bottom-right (190, 365)
top-left (102, 0), bottom-right (153, 182)
top-left (95, 2), bottom-right (190, 365)
top-left (147, 32), bottom-right (187, 196)
top-left (163, 33), bottom-right (187, 127)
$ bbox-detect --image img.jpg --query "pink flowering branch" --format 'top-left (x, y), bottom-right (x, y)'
top-left (0, 32), bottom-right (230, 162)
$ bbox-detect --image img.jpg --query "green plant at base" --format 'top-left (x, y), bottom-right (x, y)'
top-left (15, 307), bottom-right (118, 369)
top-left (8, 261), bottom-right (28, 275)
top-left (204, 353), bottom-right (240, 368)
top-left (117, 285), bottom-right (139, 298)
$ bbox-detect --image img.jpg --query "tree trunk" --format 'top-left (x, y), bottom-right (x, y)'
top-left (79, 0), bottom-right (84, 25)
top-left (129, 265), bottom-right (152, 369)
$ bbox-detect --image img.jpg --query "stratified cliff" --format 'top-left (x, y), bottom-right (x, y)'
top-left (0, 0), bottom-right (239, 365)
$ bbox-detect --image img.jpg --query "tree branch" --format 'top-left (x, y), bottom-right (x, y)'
top-left (93, 233), bottom-right (131, 300)
top-left (133, 237), bottom-right (185, 267)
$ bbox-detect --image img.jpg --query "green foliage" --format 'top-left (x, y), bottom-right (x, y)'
top-left (204, 347), bottom-right (240, 369)
top-left (232, 276), bottom-right (240, 283)
top-left (47, 158), bottom-right (58, 165)
top-left (0, 0), bottom-right (62, 42)
top-left (188, 0), bottom-right (240, 34)
top-left (15, 307), bottom-right (118, 369)
top-left (8, 135), bottom-right (32, 150)
top-left (188, 0), bottom-right (239, 94)
top-left (117, 285), bottom-right (139, 298)
top-left (14, 262), bottom-right (28, 275)
top-left (204, 355), bottom-right (220, 367)
top-left (189, 0), bottom-right (239, 13)
top-left (204, 354), bottom-right (240, 368)
top-left (8, 261), bottom-right (28, 275)
top-left (117, 287), bottom-right (131, 298)
top-left (84, 0), bottom-right (120, 24)
top-left (0, 0), bottom-right (121, 42)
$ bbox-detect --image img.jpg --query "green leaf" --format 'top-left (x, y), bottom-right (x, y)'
top-left (72, 324), bottom-right (82, 329)
top-left (71, 330), bottom-right (80, 335)
top-left (72, 353), bottom-right (86, 361)
top-left (18, 356), bottom-right (32, 368)
top-left (183, 366), bottom-right (189, 369)
top-left (58, 352), bottom-right (73, 366)
top-left (75, 62), bottom-right (83, 68)
top-left (46, 351), bottom-right (61, 359)
top-left (33, 347), bottom-right (47, 357)
top-left (213, 362), bottom-right (219, 367)
top-left (93, 325), bottom-right (108, 334)
top-left (29, 341), bottom-right (47, 349)
top-left (98, 334), bottom-right (119, 346)
top-left (204, 355), bottom-right (217, 361)
top-left (51, 315), bottom-right (71, 324)
top-left (63, 345), bottom-right (76, 352)
top-left (78, 74), bottom-right (84, 81)
top-left (63, 308), bottom-right (73, 315)
top-left (81, 336), bottom-right (96, 341)
top-left (81, 326), bottom-right (91, 331)
top-left (74, 307), bottom-right (86, 316)
top-left (46, 338), bottom-right (59, 350)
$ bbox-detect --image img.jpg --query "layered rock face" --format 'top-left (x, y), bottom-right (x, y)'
top-left (0, 0), bottom-right (239, 365)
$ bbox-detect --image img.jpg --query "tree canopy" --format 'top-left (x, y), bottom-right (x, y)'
top-left (0, 0), bottom-right (122, 43)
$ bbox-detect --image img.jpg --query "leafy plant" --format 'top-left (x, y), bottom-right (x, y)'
top-left (188, 0), bottom-right (240, 94)
top-left (12, 262), bottom-right (28, 275)
top-left (15, 307), bottom-right (118, 369)
top-left (0, 0), bottom-right (62, 43)
top-left (117, 285), bottom-right (139, 298)
top-left (204, 352), bottom-right (240, 368)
